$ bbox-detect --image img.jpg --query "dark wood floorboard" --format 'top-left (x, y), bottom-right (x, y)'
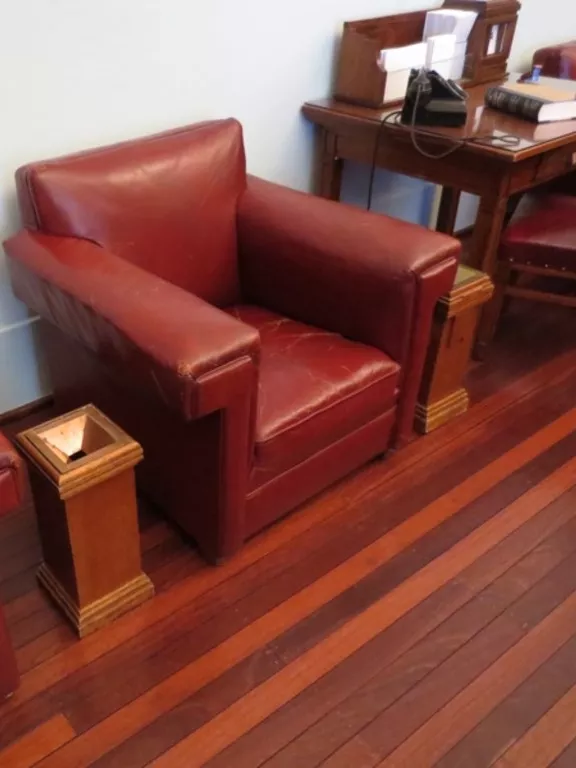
top-left (181, 489), bottom-right (576, 768)
top-left (550, 736), bottom-right (576, 768)
top-left (0, 301), bottom-right (574, 768)
top-left (436, 630), bottom-right (576, 767)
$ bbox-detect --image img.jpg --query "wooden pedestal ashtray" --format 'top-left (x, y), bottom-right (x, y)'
top-left (416, 266), bottom-right (494, 434)
top-left (17, 405), bottom-right (154, 637)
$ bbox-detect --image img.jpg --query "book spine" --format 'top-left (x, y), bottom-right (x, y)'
top-left (485, 87), bottom-right (542, 123)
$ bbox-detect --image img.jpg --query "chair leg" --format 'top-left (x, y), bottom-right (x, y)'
top-left (502, 266), bottom-right (520, 316)
top-left (482, 261), bottom-right (511, 346)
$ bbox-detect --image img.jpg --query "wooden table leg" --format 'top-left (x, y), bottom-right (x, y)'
top-left (469, 192), bottom-right (510, 358)
top-left (319, 130), bottom-right (344, 201)
top-left (436, 187), bottom-right (461, 235)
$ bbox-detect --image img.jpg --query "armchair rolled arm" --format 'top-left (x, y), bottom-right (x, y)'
top-left (4, 232), bottom-right (260, 421)
top-left (238, 177), bottom-right (459, 443)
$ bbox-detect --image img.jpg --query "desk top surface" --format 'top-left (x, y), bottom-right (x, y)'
top-left (303, 76), bottom-right (576, 162)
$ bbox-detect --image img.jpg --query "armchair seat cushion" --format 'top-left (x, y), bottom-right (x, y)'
top-left (227, 306), bottom-right (400, 480)
top-left (502, 195), bottom-right (576, 272)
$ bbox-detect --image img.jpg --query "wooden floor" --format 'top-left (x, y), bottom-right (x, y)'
top-left (1, 301), bottom-right (576, 768)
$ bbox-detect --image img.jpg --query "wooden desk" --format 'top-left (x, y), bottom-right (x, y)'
top-left (303, 78), bottom-right (576, 354)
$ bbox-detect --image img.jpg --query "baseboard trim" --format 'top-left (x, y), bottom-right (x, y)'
top-left (0, 396), bottom-right (54, 427)
top-left (456, 225), bottom-right (474, 240)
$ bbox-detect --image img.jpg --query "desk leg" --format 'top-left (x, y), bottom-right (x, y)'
top-left (470, 193), bottom-right (509, 358)
top-left (437, 187), bottom-right (461, 235)
top-left (319, 130), bottom-right (343, 201)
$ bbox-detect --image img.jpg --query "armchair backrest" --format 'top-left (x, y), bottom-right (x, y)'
top-left (15, 119), bottom-right (247, 307)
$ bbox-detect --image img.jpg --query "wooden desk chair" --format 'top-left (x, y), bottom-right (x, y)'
top-left (493, 194), bottom-right (576, 323)
top-left (489, 42), bottom-right (576, 328)
top-left (533, 41), bottom-right (576, 80)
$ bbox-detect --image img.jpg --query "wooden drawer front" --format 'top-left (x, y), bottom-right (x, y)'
top-left (535, 148), bottom-right (576, 184)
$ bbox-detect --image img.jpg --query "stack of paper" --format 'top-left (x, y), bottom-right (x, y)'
top-left (423, 9), bottom-right (478, 80)
top-left (425, 33), bottom-right (457, 79)
top-left (377, 41), bottom-right (427, 103)
top-left (423, 9), bottom-right (478, 41)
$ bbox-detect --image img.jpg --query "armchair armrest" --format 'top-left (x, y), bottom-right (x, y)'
top-left (238, 176), bottom-right (459, 363)
top-left (238, 177), bottom-right (459, 442)
top-left (4, 232), bottom-right (260, 421)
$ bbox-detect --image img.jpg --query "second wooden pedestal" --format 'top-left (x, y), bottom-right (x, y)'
top-left (17, 405), bottom-right (154, 637)
top-left (416, 266), bottom-right (494, 434)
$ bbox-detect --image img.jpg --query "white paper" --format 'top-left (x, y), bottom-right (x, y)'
top-left (378, 41), bottom-right (427, 74)
top-left (383, 69), bottom-right (414, 103)
top-left (423, 9), bottom-right (478, 44)
top-left (434, 60), bottom-right (454, 80)
top-left (450, 54), bottom-right (466, 80)
top-left (426, 34), bottom-right (457, 68)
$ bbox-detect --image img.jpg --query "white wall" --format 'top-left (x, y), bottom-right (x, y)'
top-left (0, 0), bottom-right (573, 413)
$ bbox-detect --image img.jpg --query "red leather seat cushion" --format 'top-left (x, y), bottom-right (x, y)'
top-left (501, 195), bottom-right (576, 271)
top-left (227, 306), bottom-right (400, 480)
top-left (0, 432), bottom-right (23, 517)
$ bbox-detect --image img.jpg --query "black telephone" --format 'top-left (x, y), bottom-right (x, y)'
top-left (401, 68), bottom-right (468, 128)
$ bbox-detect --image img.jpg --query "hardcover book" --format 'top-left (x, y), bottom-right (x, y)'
top-left (485, 81), bottom-right (576, 123)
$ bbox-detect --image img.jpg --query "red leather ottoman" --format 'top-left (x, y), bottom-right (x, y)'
top-left (0, 431), bottom-right (22, 700)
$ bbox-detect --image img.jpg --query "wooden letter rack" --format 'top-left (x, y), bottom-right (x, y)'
top-left (334, 0), bottom-right (521, 108)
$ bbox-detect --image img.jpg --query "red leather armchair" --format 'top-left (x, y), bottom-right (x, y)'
top-left (0, 432), bottom-right (22, 699)
top-left (4, 120), bottom-right (459, 562)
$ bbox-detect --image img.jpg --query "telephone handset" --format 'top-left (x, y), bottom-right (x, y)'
top-left (401, 68), bottom-right (468, 128)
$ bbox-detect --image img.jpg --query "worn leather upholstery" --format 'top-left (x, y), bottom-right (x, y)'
top-left (5, 119), bottom-right (459, 562)
top-left (0, 432), bottom-right (22, 699)
top-left (226, 306), bottom-right (401, 485)
top-left (501, 194), bottom-right (576, 271)
top-left (532, 41), bottom-right (576, 80)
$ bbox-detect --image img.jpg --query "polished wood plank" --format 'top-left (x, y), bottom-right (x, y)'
top-left (549, 738), bottom-right (576, 767)
top-left (0, 715), bottom-right (75, 768)
top-left (114, 487), bottom-right (576, 768)
top-left (376, 592), bottom-right (576, 766)
top-left (239, 490), bottom-right (576, 768)
top-left (20, 410), bottom-right (576, 768)
top-left (437, 632), bottom-right (576, 767)
top-left (144, 455), bottom-right (576, 768)
top-left (100, 426), bottom-right (576, 768)
top-left (491, 683), bottom-right (576, 768)
top-left (320, 539), bottom-right (576, 767)
top-left (65, 424), bottom-right (576, 767)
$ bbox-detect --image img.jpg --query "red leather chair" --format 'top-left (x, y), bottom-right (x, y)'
top-left (0, 432), bottom-right (22, 699)
top-left (494, 193), bottom-right (576, 316)
top-left (532, 41), bottom-right (576, 80)
top-left (4, 120), bottom-right (459, 562)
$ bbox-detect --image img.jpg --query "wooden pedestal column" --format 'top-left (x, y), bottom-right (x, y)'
top-left (17, 405), bottom-right (154, 637)
top-left (416, 266), bottom-right (494, 434)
